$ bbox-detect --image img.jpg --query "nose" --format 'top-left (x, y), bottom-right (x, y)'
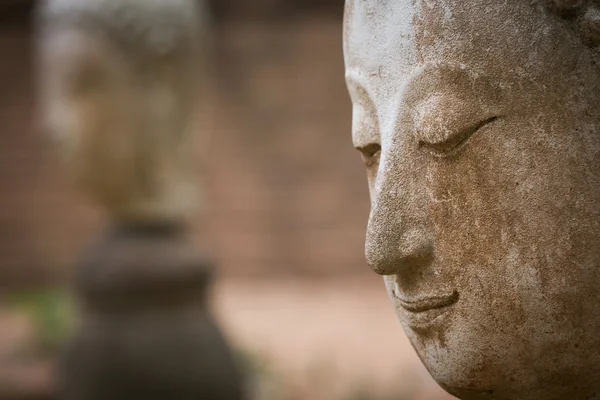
top-left (365, 175), bottom-right (433, 276)
top-left (366, 219), bottom-right (433, 276)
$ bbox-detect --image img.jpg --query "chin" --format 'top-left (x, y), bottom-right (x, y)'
top-left (406, 314), bottom-right (600, 400)
top-left (415, 346), bottom-right (516, 400)
top-left (398, 302), bottom-right (512, 398)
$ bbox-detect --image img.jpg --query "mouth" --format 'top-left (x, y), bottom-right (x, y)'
top-left (392, 290), bottom-right (459, 329)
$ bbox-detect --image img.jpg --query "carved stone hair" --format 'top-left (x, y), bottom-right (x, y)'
top-left (37, 0), bottom-right (203, 62)
top-left (547, 0), bottom-right (600, 46)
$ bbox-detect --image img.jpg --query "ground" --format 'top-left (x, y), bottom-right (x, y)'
top-left (215, 276), bottom-right (456, 400)
top-left (0, 276), bottom-right (455, 400)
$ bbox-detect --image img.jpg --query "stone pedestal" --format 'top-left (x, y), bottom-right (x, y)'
top-left (60, 224), bottom-right (244, 400)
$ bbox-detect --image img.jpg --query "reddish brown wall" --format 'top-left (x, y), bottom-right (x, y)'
top-left (0, 7), bottom-right (103, 287)
top-left (204, 19), bottom-right (368, 277)
top-left (207, 0), bottom-right (342, 21)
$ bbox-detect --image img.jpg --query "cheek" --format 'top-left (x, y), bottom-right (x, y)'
top-left (427, 116), bottom-right (597, 302)
top-left (49, 86), bottom-right (125, 179)
top-left (424, 120), bottom-right (544, 290)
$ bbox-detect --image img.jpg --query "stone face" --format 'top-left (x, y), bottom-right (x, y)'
top-left (36, 0), bottom-right (204, 224)
top-left (343, 1), bottom-right (600, 399)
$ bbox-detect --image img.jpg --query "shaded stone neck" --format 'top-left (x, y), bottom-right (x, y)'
top-left (101, 181), bottom-right (198, 227)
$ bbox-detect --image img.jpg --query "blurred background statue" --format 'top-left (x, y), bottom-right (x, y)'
top-left (344, 0), bottom-right (600, 399)
top-left (36, 0), bottom-right (244, 398)
top-left (37, 0), bottom-right (200, 223)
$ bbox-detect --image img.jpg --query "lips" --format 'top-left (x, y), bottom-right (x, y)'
top-left (391, 290), bottom-right (459, 329)
top-left (396, 290), bottom-right (459, 313)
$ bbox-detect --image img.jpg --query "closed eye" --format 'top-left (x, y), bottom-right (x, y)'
top-left (418, 116), bottom-right (499, 157)
top-left (356, 143), bottom-right (381, 168)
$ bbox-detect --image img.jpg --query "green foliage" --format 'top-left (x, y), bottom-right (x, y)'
top-left (235, 348), bottom-right (286, 400)
top-left (6, 288), bottom-right (74, 355)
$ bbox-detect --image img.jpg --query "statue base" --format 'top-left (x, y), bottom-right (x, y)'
top-left (60, 223), bottom-right (245, 400)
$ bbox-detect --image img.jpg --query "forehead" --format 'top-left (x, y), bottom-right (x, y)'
top-left (343, 0), bottom-right (422, 142)
top-left (343, 0), bottom-right (417, 90)
top-left (41, 28), bottom-right (145, 88)
top-left (41, 28), bottom-right (115, 67)
top-left (342, 1), bottom-right (568, 106)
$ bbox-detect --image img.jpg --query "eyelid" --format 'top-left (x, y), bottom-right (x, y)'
top-left (417, 116), bottom-right (499, 156)
top-left (400, 62), bottom-right (504, 158)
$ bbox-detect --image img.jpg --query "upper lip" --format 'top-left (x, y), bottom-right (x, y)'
top-left (396, 290), bottom-right (459, 313)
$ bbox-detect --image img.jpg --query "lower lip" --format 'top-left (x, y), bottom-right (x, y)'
top-left (393, 291), bottom-right (459, 329)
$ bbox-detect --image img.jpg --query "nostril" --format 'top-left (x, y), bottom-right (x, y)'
top-left (367, 246), bottom-right (433, 276)
top-left (365, 229), bottom-right (433, 276)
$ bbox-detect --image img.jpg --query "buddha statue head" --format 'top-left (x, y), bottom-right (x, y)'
top-left (37, 0), bottom-right (205, 224)
top-left (344, 1), bottom-right (600, 398)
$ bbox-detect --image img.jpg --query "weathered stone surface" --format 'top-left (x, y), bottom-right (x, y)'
top-left (343, 1), bottom-right (600, 399)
